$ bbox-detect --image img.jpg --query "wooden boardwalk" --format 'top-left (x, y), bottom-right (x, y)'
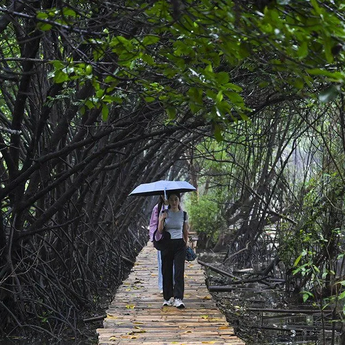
top-left (97, 243), bottom-right (245, 345)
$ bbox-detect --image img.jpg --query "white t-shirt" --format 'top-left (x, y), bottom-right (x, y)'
top-left (163, 209), bottom-right (188, 239)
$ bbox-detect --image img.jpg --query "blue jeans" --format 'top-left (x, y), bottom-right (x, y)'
top-left (157, 250), bottom-right (163, 290)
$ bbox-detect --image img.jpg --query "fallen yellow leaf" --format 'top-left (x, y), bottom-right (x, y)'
top-left (218, 326), bottom-right (230, 330)
top-left (203, 295), bottom-right (212, 300)
top-left (209, 318), bottom-right (223, 322)
top-left (128, 329), bottom-right (146, 334)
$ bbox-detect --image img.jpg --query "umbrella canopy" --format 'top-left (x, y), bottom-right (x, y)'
top-left (129, 180), bottom-right (196, 197)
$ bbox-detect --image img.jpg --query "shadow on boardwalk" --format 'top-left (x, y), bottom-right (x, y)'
top-left (97, 243), bottom-right (245, 345)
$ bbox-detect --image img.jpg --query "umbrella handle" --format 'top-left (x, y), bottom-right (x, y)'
top-left (164, 187), bottom-right (167, 201)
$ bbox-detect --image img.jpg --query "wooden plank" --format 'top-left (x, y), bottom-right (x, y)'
top-left (97, 243), bottom-right (245, 345)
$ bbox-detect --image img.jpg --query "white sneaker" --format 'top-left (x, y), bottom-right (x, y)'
top-left (162, 298), bottom-right (173, 307)
top-left (173, 298), bottom-right (185, 309)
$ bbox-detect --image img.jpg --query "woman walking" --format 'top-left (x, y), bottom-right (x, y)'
top-left (157, 192), bottom-right (189, 308)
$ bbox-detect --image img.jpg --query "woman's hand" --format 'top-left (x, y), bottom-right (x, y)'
top-left (159, 210), bottom-right (167, 221)
top-left (158, 210), bottom-right (167, 233)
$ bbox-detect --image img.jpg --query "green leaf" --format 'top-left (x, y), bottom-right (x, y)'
top-left (294, 254), bottom-right (302, 267)
top-left (301, 291), bottom-right (313, 303)
top-left (38, 23), bottom-right (53, 31)
top-left (312, 265), bottom-right (320, 273)
top-left (323, 35), bottom-right (334, 63)
top-left (293, 78), bottom-right (304, 89)
top-left (96, 89), bottom-right (104, 98)
top-left (213, 124), bottom-right (224, 142)
top-left (85, 100), bottom-right (95, 109)
top-left (188, 87), bottom-right (203, 105)
top-left (112, 96), bottom-right (123, 104)
top-left (319, 85), bottom-right (340, 103)
top-left (204, 64), bottom-right (214, 78)
top-left (224, 83), bottom-right (243, 92)
top-left (102, 104), bottom-right (109, 121)
top-left (116, 36), bottom-right (130, 45)
top-left (217, 101), bottom-right (231, 118)
top-left (297, 41), bottom-right (308, 59)
top-left (205, 64), bottom-right (213, 73)
top-left (85, 65), bottom-right (92, 75)
top-left (37, 12), bottom-right (48, 19)
top-left (216, 91), bottom-right (223, 103)
top-left (310, 0), bottom-right (322, 15)
top-left (189, 101), bottom-right (201, 114)
top-left (238, 43), bottom-right (250, 59)
top-left (62, 8), bottom-right (76, 17)
top-left (166, 107), bottom-right (176, 119)
top-left (238, 112), bottom-right (249, 121)
top-left (224, 91), bottom-right (244, 106)
top-left (142, 35), bottom-right (160, 46)
top-left (144, 96), bottom-right (155, 103)
top-left (259, 81), bottom-right (269, 88)
top-left (206, 89), bottom-right (217, 100)
top-left (51, 60), bottom-right (64, 69)
top-left (54, 70), bottom-right (69, 83)
top-left (141, 54), bottom-right (155, 65)
top-left (306, 69), bottom-right (344, 81)
top-left (215, 72), bottom-right (229, 84)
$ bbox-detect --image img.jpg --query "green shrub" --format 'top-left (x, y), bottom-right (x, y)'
top-left (185, 194), bottom-right (224, 247)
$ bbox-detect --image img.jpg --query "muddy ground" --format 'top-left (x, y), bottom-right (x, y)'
top-left (200, 251), bottom-right (343, 345)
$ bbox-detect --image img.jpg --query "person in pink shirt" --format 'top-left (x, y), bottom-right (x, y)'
top-left (149, 195), bottom-right (169, 293)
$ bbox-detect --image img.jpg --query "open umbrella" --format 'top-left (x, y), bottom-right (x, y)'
top-left (129, 180), bottom-right (196, 198)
